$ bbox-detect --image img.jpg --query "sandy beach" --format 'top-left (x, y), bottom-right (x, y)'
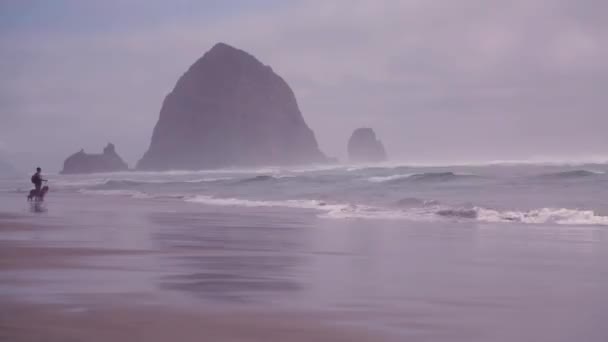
top-left (1, 189), bottom-right (608, 341)
top-left (0, 230), bottom-right (384, 342)
top-left (0, 199), bottom-right (393, 342)
top-left (1, 300), bottom-right (383, 342)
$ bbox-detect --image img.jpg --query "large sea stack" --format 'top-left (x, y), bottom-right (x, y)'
top-left (347, 128), bottom-right (387, 163)
top-left (137, 43), bottom-right (326, 170)
top-left (61, 143), bottom-right (128, 174)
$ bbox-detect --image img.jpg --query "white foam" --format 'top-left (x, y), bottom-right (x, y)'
top-left (79, 189), bottom-right (151, 199)
top-left (190, 177), bottom-right (233, 182)
top-left (346, 166), bottom-right (371, 172)
top-left (475, 207), bottom-right (608, 225)
top-left (186, 195), bottom-right (342, 211)
top-left (186, 195), bottom-right (426, 221)
top-left (320, 206), bottom-right (427, 220)
top-left (367, 174), bottom-right (414, 183)
top-left (56, 177), bottom-right (232, 189)
top-left (110, 177), bottom-right (231, 184)
top-left (54, 178), bottom-right (109, 187)
top-left (272, 175), bottom-right (298, 179)
top-left (66, 167), bottom-right (280, 179)
top-left (78, 188), bottom-right (608, 226)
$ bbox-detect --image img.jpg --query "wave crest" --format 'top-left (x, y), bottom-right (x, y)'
top-left (408, 172), bottom-right (474, 182)
top-left (367, 174), bottom-right (414, 183)
top-left (367, 172), bottom-right (477, 184)
top-left (72, 177), bottom-right (232, 190)
top-left (536, 169), bottom-right (604, 180)
top-left (237, 175), bottom-right (277, 183)
top-left (185, 195), bottom-right (608, 226)
top-left (475, 207), bottom-right (608, 225)
top-left (78, 188), bottom-right (608, 226)
top-left (79, 189), bottom-right (151, 199)
top-left (394, 197), bottom-right (440, 208)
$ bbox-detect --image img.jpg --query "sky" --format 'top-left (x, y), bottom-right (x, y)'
top-left (1, 0), bottom-right (607, 172)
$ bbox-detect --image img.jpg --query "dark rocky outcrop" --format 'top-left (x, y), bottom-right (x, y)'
top-left (137, 42), bottom-right (326, 171)
top-left (347, 128), bottom-right (387, 163)
top-left (61, 143), bottom-right (128, 174)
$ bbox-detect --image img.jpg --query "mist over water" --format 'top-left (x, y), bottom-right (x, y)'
top-left (7, 161), bottom-right (607, 227)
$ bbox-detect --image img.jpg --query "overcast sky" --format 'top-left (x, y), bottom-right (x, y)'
top-left (1, 0), bottom-right (607, 171)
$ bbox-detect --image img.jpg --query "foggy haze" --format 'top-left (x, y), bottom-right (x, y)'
top-left (1, 0), bottom-right (607, 172)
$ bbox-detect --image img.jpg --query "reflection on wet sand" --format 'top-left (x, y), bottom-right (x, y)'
top-left (29, 202), bottom-right (47, 213)
top-left (151, 211), bottom-right (308, 303)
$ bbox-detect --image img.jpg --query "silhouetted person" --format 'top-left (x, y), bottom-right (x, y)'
top-left (31, 167), bottom-right (46, 195)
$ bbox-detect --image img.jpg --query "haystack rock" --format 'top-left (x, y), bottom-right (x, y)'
top-left (347, 128), bottom-right (387, 163)
top-left (137, 42), bottom-right (326, 170)
top-left (61, 143), bottom-right (128, 174)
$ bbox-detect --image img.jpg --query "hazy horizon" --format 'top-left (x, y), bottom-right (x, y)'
top-left (1, 0), bottom-right (607, 172)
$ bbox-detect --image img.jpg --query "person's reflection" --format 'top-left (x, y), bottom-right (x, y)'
top-left (30, 202), bottom-right (47, 213)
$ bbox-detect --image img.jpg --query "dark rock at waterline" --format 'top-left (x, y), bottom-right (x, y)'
top-left (61, 143), bottom-right (128, 174)
top-left (137, 42), bottom-right (326, 171)
top-left (347, 128), bottom-right (387, 163)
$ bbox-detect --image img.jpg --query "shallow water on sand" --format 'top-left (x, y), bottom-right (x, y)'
top-left (1, 190), bottom-right (608, 341)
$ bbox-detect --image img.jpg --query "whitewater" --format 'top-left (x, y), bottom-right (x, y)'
top-left (4, 162), bottom-right (608, 226)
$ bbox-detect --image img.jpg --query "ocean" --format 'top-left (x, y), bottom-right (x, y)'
top-left (1, 162), bottom-right (607, 341)
top-left (7, 162), bottom-right (608, 225)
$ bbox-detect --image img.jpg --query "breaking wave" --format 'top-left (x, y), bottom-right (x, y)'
top-left (79, 189), bottom-right (152, 199)
top-left (187, 195), bottom-right (354, 213)
top-left (49, 163), bottom-right (608, 227)
top-left (536, 169), bottom-right (604, 180)
top-left (56, 177), bottom-right (233, 190)
top-left (185, 195), bottom-right (608, 226)
top-left (94, 180), bottom-right (142, 189)
top-left (368, 172), bottom-right (478, 183)
top-left (427, 206), bottom-right (608, 225)
top-left (394, 197), bottom-right (440, 208)
top-left (185, 195), bottom-right (418, 220)
top-left (78, 189), bottom-right (188, 200)
top-left (474, 207), bottom-right (608, 225)
top-left (408, 172), bottom-right (477, 182)
top-left (72, 188), bottom-right (608, 226)
top-left (236, 175), bottom-right (279, 183)
top-left (367, 174), bottom-right (414, 183)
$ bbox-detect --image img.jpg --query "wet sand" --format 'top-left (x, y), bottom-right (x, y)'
top-left (0, 207), bottom-right (392, 341)
top-left (0, 300), bottom-right (382, 342)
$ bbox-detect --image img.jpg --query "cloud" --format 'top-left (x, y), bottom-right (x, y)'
top-left (1, 0), bottom-right (607, 169)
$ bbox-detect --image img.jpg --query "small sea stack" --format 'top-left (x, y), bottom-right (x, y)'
top-left (347, 128), bottom-right (387, 163)
top-left (61, 143), bottom-right (128, 174)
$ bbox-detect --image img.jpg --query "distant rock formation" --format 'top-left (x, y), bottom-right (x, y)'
top-left (347, 128), bottom-right (387, 163)
top-left (61, 143), bottom-right (128, 174)
top-left (137, 42), bottom-right (326, 171)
